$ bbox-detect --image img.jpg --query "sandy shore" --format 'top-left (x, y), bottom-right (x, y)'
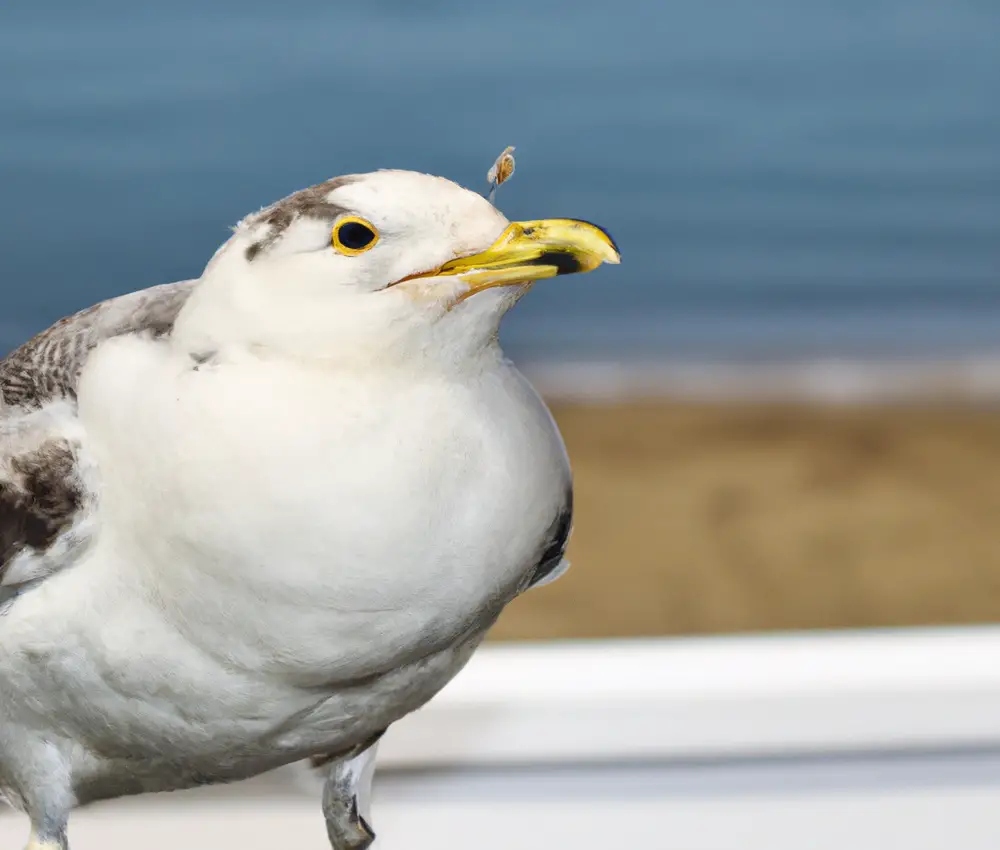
top-left (491, 399), bottom-right (1000, 641)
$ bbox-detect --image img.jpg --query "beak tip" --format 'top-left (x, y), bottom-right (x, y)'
top-left (581, 221), bottom-right (620, 266)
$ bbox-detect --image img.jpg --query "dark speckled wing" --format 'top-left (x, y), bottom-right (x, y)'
top-left (0, 280), bottom-right (197, 596)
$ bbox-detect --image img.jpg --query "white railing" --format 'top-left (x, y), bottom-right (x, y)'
top-left (380, 624), bottom-right (1000, 767)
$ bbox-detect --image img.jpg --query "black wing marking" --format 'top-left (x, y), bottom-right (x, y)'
top-left (523, 488), bottom-right (573, 592)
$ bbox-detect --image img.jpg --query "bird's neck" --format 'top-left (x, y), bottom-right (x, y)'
top-left (171, 272), bottom-right (515, 376)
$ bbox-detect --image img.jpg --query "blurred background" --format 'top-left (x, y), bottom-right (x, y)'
top-left (2, 0), bottom-right (999, 642)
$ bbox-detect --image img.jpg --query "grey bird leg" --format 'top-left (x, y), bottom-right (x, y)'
top-left (25, 816), bottom-right (68, 850)
top-left (14, 746), bottom-right (72, 850)
top-left (320, 731), bottom-right (385, 850)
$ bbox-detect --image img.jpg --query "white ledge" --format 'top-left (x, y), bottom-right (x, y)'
top-left (378, 625), bottom-right (1000, 768)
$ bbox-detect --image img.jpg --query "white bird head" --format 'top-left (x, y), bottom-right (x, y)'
top-left (173, 169), bottom-right (620, 368)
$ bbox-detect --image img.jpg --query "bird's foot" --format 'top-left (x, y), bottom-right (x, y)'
top-left (326, 797), bottom-right (376, 850)
top-left (320, 731), bottom-right (384, 850)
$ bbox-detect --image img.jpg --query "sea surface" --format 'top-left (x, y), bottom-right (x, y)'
top-left (2, 0), bottom-right (999, 387)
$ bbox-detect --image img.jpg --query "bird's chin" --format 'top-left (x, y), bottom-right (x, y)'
top-left (393, 276), bottom-right (532, 312)
top-left (443, 286), bottom-right (536, 349)
top-left (447, 279), bottom-right (537, 310)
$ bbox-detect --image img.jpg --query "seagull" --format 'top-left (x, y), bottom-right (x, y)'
top-left (0, 167), bottom-right (620, 850)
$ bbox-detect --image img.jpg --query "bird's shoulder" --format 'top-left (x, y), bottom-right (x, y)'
top-left (0, 279), bottom-right (198, 409)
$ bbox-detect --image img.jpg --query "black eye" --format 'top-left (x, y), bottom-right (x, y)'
top-left (333, 218), bottom-right (378, 254)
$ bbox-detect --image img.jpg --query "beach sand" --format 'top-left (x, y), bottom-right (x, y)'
top-left (491, 400), bottom-right (1000, 641)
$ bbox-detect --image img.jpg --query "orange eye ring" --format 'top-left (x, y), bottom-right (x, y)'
top-left (332, 216), bottom-right (379, 256)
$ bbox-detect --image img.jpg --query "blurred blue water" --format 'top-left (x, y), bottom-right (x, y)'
top-left (1, 0), bottom-right (999, 363)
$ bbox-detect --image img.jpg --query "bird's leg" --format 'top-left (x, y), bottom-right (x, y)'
top-left (25, 822), bottom-right (68, 850)
top-left (22, 789), bottom-right (70, 850)
top-left (319, 731), bottom-right (385, 850)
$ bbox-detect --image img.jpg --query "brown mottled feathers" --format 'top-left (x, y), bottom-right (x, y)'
top-left (0, 280), bottom-right (198, 591)
top-left (0, 438), bottom-right (82, 574)
top-left (0, 280), bottom-right (197, 409)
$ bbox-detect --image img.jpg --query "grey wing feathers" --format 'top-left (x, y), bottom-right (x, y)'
top-left (0, 279), bottom-right (197, 596)
top-left (0, 279), bottom-right (197, 409)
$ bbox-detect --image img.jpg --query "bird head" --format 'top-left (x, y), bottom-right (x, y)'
top-left (173, 169), bottom-right (620, 368)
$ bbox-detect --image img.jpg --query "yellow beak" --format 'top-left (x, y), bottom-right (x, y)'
top-left (402, 219), bottom-right (620, 297)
